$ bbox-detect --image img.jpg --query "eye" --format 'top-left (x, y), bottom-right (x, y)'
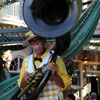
top-left (29, 40), bottom-right (35, 44)
top-left (36, 40), bottom-right (41, 43)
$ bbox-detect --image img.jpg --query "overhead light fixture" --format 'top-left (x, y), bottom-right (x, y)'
top-left (81, 50), bottom-right (89, 64)
top-left (90, 39), bottom-right (100, 43)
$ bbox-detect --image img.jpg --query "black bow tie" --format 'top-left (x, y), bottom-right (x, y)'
top-left (34, 57), bottom-right (42, 62)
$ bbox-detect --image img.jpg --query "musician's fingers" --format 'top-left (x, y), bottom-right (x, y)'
top-left (25, 71), bottom-right (31, 77)
top-left (48, 63), bottom-right (56, 68)
top-left (21, 80), bottom-right (27, 89)
top-left (26, 71), bottom-right (32, 76)
top-left (21, 77), bottom-right (27, 89)
top-left (52, 65), bottom-right (56, 75)
top-left (52, 68), bottom-right (56, 75)
top-left (23, 72), bottom-right (30, 81)
top-left (47, 63), bottom-right (56, 75)
top-left (24, 76), bottom-right (29, 82)
top-left (23, 75), bottom-right (28, 81)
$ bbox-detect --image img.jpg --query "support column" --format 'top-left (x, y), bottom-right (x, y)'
top-left (98, 77), bottom-right (100, 95)
top-left (78, 62), bottom-right (83, 100)
top-left (83, 65), bottom-right (87, 100)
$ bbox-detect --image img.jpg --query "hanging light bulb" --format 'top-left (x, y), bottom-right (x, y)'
top-left (81, 51), bottom-right (89, 64)
top-left (96, 78), bottom-right (98, 82)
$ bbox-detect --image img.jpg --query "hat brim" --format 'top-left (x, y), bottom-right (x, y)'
top-left (23, 0), bottom-right (81, 38)
top-left (23, 39), bottom-right (30, 46)
top-left (23, 35), bottom-right (38, 46)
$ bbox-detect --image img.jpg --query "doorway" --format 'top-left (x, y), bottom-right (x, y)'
top-left (90, 77), bottom-right (98, 93)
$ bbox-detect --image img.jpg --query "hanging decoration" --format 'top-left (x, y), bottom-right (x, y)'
top-left (64, 59), bottom-right (77, 76)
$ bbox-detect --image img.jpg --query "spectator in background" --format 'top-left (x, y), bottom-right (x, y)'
top-left (65, 93), bottom-right (76, 100)
top-left (90, 92), bottom-right (97, 100)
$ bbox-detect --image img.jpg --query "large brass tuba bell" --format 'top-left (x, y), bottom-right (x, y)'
top-left (23, 0), bottom-right (82, 38)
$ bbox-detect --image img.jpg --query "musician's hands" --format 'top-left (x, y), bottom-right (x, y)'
top-left (21, 71), bottom-right (31, 89)
top-left (47, 62), bottom-right (56, 75)
top-left (47, 63), bottom-right (64, 88)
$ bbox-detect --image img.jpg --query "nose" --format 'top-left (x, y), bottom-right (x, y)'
top-left (33, 40), bottom-right (39, 45)
top-left (34, 41), bottom-right (37, 45)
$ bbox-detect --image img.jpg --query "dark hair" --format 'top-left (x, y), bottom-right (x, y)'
top-left (67, 94), bottom-right (75, 100)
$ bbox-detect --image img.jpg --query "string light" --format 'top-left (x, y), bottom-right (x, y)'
top-left (96, 78), bottom-right (98, 82)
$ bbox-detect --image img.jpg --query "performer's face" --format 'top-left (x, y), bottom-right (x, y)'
top-left (29, 37), bottom-right (46, 55)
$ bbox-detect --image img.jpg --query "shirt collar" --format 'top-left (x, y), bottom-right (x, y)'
top-left (34, 50), bottom-right (48, 60)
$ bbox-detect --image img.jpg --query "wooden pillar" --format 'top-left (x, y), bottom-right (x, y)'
top-left (78, 62), bottom-right (83, 100)
top-left (83, 65), bottom-right (87, 100)
top-left (98, 78), bottom-right (100, 95)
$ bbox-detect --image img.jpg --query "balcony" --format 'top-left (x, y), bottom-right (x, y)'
top-left (0, 2), bottom-right (26, 27)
